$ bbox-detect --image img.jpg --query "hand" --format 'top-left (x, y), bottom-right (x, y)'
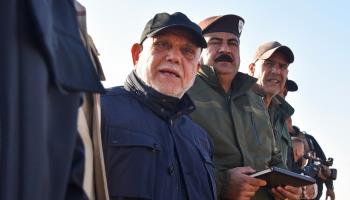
top-left (224, 166), bottom-right (266, 200)
top-left (302, 184), bottom-right (316, 199)
top-left (271, 185), bottom-right (302, 200)
top-left (325, 188), bottom-right (335, 200)
top-left (318, 165), bottom-right (331, 181)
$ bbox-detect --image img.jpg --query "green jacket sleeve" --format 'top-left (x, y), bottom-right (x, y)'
top-left (216, 169), bottom-right (230, 199)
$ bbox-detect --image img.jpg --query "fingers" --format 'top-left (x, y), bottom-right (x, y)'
top-left (246, 175), bottom-right (267, 187)
top-left (271, 186), bottom-right (302, 200)
top-left (225, 167), bottom-right (267, 199)
top-left (238, 191), bottom-right (258, 200)
top-left (242, 180), bottom-right (263, 192)
top-left (271, 187), bottom-right (285, 200)
top-left (302, 184), bottom-right (315, 199)
top-left (283, 186), bottom-right (302, 200)
top-left (230, 167), bottom-right (267, 187)
top-left (228, 167), bottom-right (266, 187)
top-left (234, 166), bottom-right (256, 174)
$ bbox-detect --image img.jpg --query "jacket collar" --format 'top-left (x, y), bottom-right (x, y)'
top-left (124, 71), bottom-right (195, 120)
top-left (270, 95), bottom-right (295, 120)
top-left (198, 65), bottom-right (257, 98)
top-left (250, 83), bottom-right (266, 97)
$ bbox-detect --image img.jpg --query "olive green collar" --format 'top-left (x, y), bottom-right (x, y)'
top-left (198, 65), bottom-right (257, 98)
top-left (270, 95), bottom-right (295, 119)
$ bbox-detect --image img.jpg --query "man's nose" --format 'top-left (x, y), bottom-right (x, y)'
top-left (270, 64), bottom-right (282, 74)
top-left (166, 47), bottom-right (181, 64)
top-left (218, 43), bottom-right (231, 54)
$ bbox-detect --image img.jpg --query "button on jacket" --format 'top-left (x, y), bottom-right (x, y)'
top-left (101, 71), bottom-right (216, 200)
top-left (188, 65), bottom-right (285, 200)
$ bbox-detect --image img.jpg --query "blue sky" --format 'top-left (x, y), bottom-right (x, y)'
top-left (80, 0), bottom-right (350, 198)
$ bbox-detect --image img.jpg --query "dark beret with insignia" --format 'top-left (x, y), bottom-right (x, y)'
top-left (198, 14), bottom-right (245, 37)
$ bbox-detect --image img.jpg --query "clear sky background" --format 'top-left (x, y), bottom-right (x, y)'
top-left (80, 0), bottom-right (349, 198)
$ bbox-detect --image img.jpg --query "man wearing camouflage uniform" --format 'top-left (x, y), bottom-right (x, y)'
top-left (189, 15), bottom-right (290, 200)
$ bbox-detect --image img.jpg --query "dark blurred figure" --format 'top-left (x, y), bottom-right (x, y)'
top-left (0, 1), bottom-right (104, 200)
top-left (283, 79), bottom-right (336, 200)
top-left (289, 124), bottom-right (336, 200)
top-left (74, 1), bottom-right (109, 199)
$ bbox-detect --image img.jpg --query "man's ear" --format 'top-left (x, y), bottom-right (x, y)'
top-left (248, 63), bottom-right (255, 76)
top-left (131, 43), bottom-right (142, 66)
top-left (196, 62), bottom-right (200, 72)
top-left (199, 55), bottom-right (204, 66)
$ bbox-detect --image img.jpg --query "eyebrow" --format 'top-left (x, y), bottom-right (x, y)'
top-left (228, 38), bottom-right (239, 44)
top-left (266, 58), bottom-right (289, 65)
top-left (208, 37), bottom-right (239, 44)
top-left (208, 37), bottom-right (223, 42)
top-left (153, 37), bottom-right (197, 48)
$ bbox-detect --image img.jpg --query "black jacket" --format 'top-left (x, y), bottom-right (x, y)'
top-left (101, 72), bottom-right (216, 200)
top-left (0, 0), bottom-right (104, 199)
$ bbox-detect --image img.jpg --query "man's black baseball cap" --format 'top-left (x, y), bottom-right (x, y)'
top-left (140, 12), bottom-right (207, 48)
top-left (252, 41), bottom-right (294, 63)
top-left (286, 79), bottom-right (298, 92)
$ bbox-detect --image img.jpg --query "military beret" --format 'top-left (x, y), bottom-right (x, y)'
top-left (198, 14), bottom-right (245, 37)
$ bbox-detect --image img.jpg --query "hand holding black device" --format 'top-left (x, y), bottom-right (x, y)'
top-left (249, 167), bottom-right (316, 187)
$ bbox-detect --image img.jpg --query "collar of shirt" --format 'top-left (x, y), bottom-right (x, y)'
top-left (124, 70), bottom-right (195, 120)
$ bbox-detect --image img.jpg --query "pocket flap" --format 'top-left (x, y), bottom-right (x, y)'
top-left (108, 127), bottom-right (162, 151)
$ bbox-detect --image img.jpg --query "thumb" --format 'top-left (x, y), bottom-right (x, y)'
top-left (237, 166), bottom-right (256, 174)
top-left (249, 176), bottom-right (267, 187)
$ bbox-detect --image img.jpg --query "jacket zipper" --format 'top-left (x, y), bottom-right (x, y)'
top-left (226, 93), bottom-right (245, 165)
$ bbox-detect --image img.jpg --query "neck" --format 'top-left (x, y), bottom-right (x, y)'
top-left (263, 95), bottom-right (273, 107)
top-left (217, 74), bottom-right (234, 93)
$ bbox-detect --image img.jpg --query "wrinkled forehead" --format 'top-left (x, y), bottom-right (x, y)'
top-left (292, 137), bottom-right (304, 145)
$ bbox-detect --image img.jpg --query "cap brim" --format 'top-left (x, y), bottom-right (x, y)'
top-left (259, 46), bottom-right (294, 63)
top-left (286, 79), bottom-right (298, 92)
top-left (147, 24), bottom-right (207, 48)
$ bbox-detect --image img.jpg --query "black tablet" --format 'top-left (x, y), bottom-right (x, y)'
top-left (250, 167), bottom-right (316, 187)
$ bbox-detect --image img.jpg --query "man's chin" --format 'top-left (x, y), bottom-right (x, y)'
top-left (265, 89), bottom-right (280, 98)
top-left (153, 85), bottom-right (183, 98)
top-left (214, 61), bottom-right (233, 67)
top-left (213, 63), bottom-right (236, 72)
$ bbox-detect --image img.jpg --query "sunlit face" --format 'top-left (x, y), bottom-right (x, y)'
top-left (201, 32), bottom-right (240, 78)
top-left (249, 52), bottom-right (289, 98)
top-left (132, 29), bottom-right (201, 98)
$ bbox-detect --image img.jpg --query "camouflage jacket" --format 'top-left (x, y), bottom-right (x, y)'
top-left (188, 65), bottom-right (285, 200)
top-left (268, 95), bottom-right (294, 166)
